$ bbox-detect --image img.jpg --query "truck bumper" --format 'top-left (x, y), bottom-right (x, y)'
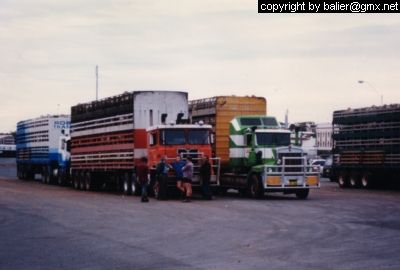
top-left (263, 174), bottom-right (320, 189)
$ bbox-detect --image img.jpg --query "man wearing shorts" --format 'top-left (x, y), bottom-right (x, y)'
top-left (182, 157), bottom-right (194, 202)
top-left (172, 155), bottom-right (185, 197)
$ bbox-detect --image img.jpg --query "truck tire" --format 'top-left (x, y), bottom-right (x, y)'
top-left (85, 172), bottom-right (93, 191)
top-left (74, 178), bottom-right (79, 189)
top-left (349, 173), bottom-right (359, 188)
top-left (248, 174), bottom-right (264, 199)
top-left (131, 178), bottom-right (136, 195)
top-left (338, 173), bottom-right (348, 188)
top-left (361, 173), bottom-right (373, 189)
top-left (57, 174), bottom-right (64, 186)
top-left (296, 188), bottom-right (309, 199)
top-left (79, 173), bottom-right (86, 190)
top-left (17, 168), bottom-right (23, 180)
top-left (122, 173), bottom-right (131, 195)
top-left (73, 173), bottom-right (81, 190)
top-left (42, 170), bottom-right (49, 184)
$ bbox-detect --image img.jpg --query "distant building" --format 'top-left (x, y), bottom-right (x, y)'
top-left (315, 123), bottom-right (333, 158)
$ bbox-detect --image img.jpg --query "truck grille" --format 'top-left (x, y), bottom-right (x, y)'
top-left (278, 153), bottom-right (303, 172)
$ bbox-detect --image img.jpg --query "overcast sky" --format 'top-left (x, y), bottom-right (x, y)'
top-left (1, 0), bottom-right (400, 132)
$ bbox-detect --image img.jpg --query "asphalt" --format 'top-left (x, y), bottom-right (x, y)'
top-left (1, 158), bottom-right (400, 270)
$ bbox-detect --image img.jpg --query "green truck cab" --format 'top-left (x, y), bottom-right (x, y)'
top-left (219, 116), bottom-right (320, 199)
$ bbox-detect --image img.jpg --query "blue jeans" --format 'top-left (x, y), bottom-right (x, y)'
top-left (141, 183), bottom-right (148, 198)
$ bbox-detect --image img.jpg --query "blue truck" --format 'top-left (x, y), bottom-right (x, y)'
top-left (16, 115), bottom-right (71, 185)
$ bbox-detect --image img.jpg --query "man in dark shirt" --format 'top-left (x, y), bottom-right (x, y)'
top-left (136, 157), bottom-right (149, 202)
top-left (155, 156), bottom-right (169, 200)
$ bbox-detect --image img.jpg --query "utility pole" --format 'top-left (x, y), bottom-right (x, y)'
top-left (96, 65), bottom-right (99, 100)
top-left (285, 109), bottom-right (289, 129)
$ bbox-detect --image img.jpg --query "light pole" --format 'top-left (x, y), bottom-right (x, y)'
top-left (358, 80), bottom-right (383, 105)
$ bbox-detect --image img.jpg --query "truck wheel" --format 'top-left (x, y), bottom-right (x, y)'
top-left (361, 174), bottom-right (373, 189)
top-left (85, 172), bottom-right (92, 191)
top-left (217, 187), bottom-right (227, 195)
top-left (349, 174), bottom-right (359, 188)
top-left (57, 174), bottom-right (62, 186)
top-left (122, 173), bottom-right (131, 195)
top-left (248, 174), bottom-right (264, 199)
top-left (17, 169), bottom-right (23, 180)
top-left (296, 189), bottom-right (309, 199)
top-left (72, 174), bottom-right (79, 189)
top-left (338, 173), bottom-right (348, 188)
top-left (239, 189), bottom-right (247, 197)
top-left (42, 170), bottom-right (49, 184)
top-left (79, 174), bottom-right (86, 190)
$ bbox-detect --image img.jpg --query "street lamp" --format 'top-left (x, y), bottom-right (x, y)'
top-left (358, 80), bottom-right (383, 105)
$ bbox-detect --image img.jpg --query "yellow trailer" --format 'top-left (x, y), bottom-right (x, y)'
top-left (189, 96), bottom-right (266, 165)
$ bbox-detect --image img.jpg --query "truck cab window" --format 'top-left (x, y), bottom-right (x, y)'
top-left (150, 133), bottom-right (157, 146)
top-left (256, 133), bottom-right (290, 146)
top-left (188, 130), bottom-right (210, 145)
top-left (161, 130), bottom-right (186, 145)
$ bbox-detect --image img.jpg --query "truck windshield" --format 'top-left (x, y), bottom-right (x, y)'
top-left (256, 132), bottom-right (290, 146)
top-left (161, 130), bottom-right (186, 145)
top-left (188, 130), bottom-right (210, 145)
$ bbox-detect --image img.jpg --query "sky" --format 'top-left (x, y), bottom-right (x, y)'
top-left (1, 0), bottom-right (400, 132)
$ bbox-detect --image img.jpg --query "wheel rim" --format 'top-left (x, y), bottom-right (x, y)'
top-left (338, 175), bottom-right (345, 186)
top-left (123, 179), bottom-right (129, 193)
top-left (350, 177), bottom-right (357, 187)
top-left (85, 177), bottom-right (90, 190)
top-left (80, 179), bottom-right (85, 190)
top-left (131, 182), bottom-right (136, 194)
top-left (361, 176), bottom-right (369, 188)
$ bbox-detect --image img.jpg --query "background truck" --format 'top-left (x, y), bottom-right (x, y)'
top-left (331, 104), bottom-right (400, 188)
top-left (70, 91), bottom-right (189, 193)
top-left (16, 115), bottom-right (71, 185)
top-left (190, 96), bottom-right (319, 199)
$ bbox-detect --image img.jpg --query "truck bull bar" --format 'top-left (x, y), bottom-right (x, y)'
top-left (263, 156), bottom-right (320, 189)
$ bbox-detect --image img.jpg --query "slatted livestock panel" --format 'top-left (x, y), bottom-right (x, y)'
top-left (332, 104), bottom-right (400, 188)
top-left (70, 91), bottom-right (188, 192)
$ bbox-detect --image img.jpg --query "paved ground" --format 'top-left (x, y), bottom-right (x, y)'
top-left (1, 158), bottom-right (400, 270)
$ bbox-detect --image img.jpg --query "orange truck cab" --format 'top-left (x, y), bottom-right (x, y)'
top-left (146, 123), bottom-right (220, 197)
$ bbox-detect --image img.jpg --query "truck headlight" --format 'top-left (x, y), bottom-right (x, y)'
top-left (277, 159), bottom-right (282, 165)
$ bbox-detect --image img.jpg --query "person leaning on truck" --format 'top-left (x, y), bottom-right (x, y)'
top-left (172, 155), bottom-right (186, 197)
top-left (136, 157), bottom-right (150, 203)
top-left (182, 157), bottom-right (194, 202)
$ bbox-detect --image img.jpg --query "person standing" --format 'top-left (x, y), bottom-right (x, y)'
top-left (200, 156), bottom-right (212, 200)
top-left (155, 156), bottom-right (169, 200)
top-left (172, 155), bottom-right (185, 197)
top-left (182, 157), bottom-right (194, 202)
top-left (136, 157), bottom-right (150, 203)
